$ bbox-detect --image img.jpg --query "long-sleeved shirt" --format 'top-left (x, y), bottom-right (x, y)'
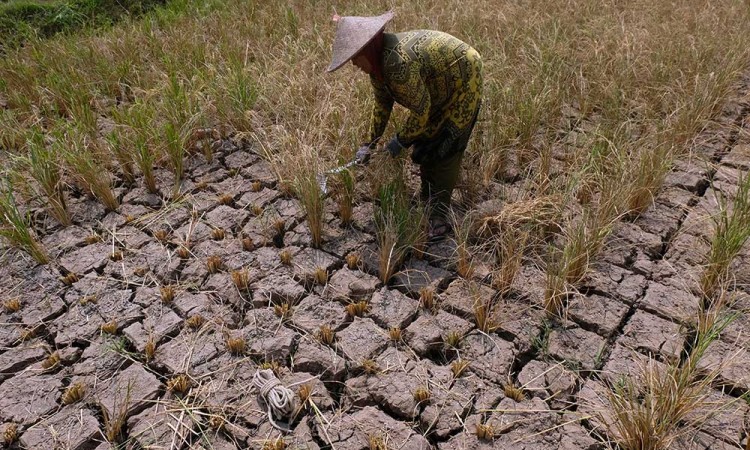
top-left (368, 30), bottom-right (483, 148)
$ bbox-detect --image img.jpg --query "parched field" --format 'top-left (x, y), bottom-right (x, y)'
top-left (2, 0), bottom-right (750, 449)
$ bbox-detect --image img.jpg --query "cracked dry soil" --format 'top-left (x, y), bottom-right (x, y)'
top-left (2, 76), bottom-right (750, 450)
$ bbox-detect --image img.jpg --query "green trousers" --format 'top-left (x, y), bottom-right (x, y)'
top-left (419, 150), bottom-right (465, 217)
top-left (413, 104), bottom-right (480, 217)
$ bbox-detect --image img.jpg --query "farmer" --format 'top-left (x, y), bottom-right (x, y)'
top-left (327, 11), bottom-right (483, 238)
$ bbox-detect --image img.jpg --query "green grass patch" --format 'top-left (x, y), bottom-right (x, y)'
top-left (0, 0), bottom-right (165, 52)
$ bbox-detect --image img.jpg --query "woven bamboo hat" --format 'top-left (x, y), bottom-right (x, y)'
top-left (327, 11), bottom-right (394, 73)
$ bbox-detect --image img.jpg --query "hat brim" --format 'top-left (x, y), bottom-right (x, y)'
top-left (326, 11), bottom-right (394, 73)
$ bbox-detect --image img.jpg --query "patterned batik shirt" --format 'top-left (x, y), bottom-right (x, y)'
top-left (367, 30), bottom-right (483, 151)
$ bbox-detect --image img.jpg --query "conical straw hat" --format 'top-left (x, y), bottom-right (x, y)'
top-left (327, 11), bottom-right (394, 73)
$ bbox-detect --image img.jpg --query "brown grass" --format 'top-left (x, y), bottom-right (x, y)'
top-left (0, 0), bottom-right (746, 260)
top-left (292, 148), bottom-right (325, 248)
top-left (231, 269), bottom-right (250, 291)
top-left (110, 250), bottom-right (123, 261)
top-left (225, 336), bottom-right (246, 356)
top-left (413, 386), bottom-right (431, 403)
top-left (297, 383), bottom-right (313, 405)
top-left (153, 229), bottom-right (170, 242)
top-left (318, 325), bottom-right (336, 346)
top-left (491, 226), bottom-right (529, 295)
top-left (241, 236), bottom-right (255, 251)
top-left (312, 267), bottom-right (328, 285)
top-left (362, 359), bottom-right (379, 374)
top-left (451, 359), bottom-right (470, 378)
top-left (160, 285), bottom-right (175, 303)
top-left (41, 351), bottom-right (61, 370)
top-left (368, 435), bottom-right (387, 450)
top-left (345, 300), bottom-right (370, 317)
top-left (474, 302), bottom-right (499, 333)
top-left (503, 380), bottom-right (525, 402)
top-left (101, 389), bottom-right (130, 444)
top-left (279, 249), bottom-right (293, 265)
top-left (217, 193), bottom-right (234, 205)
top-left (61, 382), bottom-right (85, 404)
top-left (101, 320), bottom-right (118, 334)
top-left (450, 210), bottom-right (476, 278)
top-left (475, 422), bottom-right (495, 441)
top-left (177, 245), bottom-right (190, 259)
top-left (419, 286), bottom-right (436, 312)
top-left (60, 272), bottom-right (79, 286)
top-left (144, 336), bottom-right (156, 362)
top-left (544, 251), bottom-right (568, 318)
top-left (18, 326), bottom-right (37, 342)
top-left (259, 360), bottom-right (282, 376)
top-left (345, 252), bottom-right (361, 270)
top-left (208, 414), bottom-right (225, 430)
top-left (274, 302), bottom-right (293, 320)
top-left (604, 317), bottom-right (732, 450)
top-left (206, 255), bottom-right (222, 274)
top-left (211, 227), bottom-right (226, 240)
top-left (185, 315), bottom-right (206, 330)
top-left (262, 438), bottom-right (287, 450)
top-left (388, 327), bottom-right (402, 343)
top-left (167, 374), bottom-right (192, 395)
top-left (3, 298), bottom-right (21, 313)
top-left (3, 423), bottom-right (18, 446)
top-left (85, 233), bottom-right (102, 244)
top-left (443, 330), bottom-right (462, 349)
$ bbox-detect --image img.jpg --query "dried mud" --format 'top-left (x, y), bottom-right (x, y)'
top-left (1, 76), bottom-right (750, 449)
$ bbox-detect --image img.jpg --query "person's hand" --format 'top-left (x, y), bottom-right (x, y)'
top-left (385, 136), bottom-right (405, 158)
top-left (355, 145), bottom-right (371, 164)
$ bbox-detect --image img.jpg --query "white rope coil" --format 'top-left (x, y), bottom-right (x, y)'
top-left (253, 368), bottom-right (295, 431)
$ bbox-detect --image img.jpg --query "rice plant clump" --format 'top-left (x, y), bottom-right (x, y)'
top-left (413, 386), bottom-right (431, 403)
top-left (22, 129), bottom-right (71, 226)
top-left (231, 269), bottom-right (250, 291)
top-left (603, 316), bottom-right (732, 450)
top-left (41, 351), bottom-right (61, 370)
top-left (345, 300), bottom-right (369, 317)
top-left (700, 171), bottom-right (750, 301)
top-left (419, 286), bottom-right (436, 311)
top-left (333, 166), bottom-right (355, 226)
top-left (0, 178), bottom-right (49, 264)
top-left (144, 336), bottom-right (156, 362)
top-left (374, 176), bottom-right (426, 283)
top-left (206, 255), bottom-right (223, 273)
top-left (60, 128), bottom-right (119, 211)
top-left (388, 327), bottom-right (402, 343)
top-left (491, 226), bottom-right (529, 295)
top-left (293, 154), bottom-right (325, 248)
top-left (226, 336), bottom-right (246, 355)
top-left (3, 423), bottom-right (18, 446)
top-left (160, 285), bottom-right (175, 303)
top-left (451, 359), bottom-right (470, 378)
top-left (475, 422), bottom-right (495, 441)
top-left (503, 380), bottom-right (525, 402)
top-left (279, 249), bottom-right (293, 265)
top-left (345, 252), bottom-right (361, 270)
top-left (318, 325), bottom-right (335, 345)
top-left (62, 382), bottom-right (85, 404)
top-left (3, 298), bottom-right (21, 313)
top-left (167, 373), bottom-right (192, 394)
top-left (185, 315), bottom-right (206, 330)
